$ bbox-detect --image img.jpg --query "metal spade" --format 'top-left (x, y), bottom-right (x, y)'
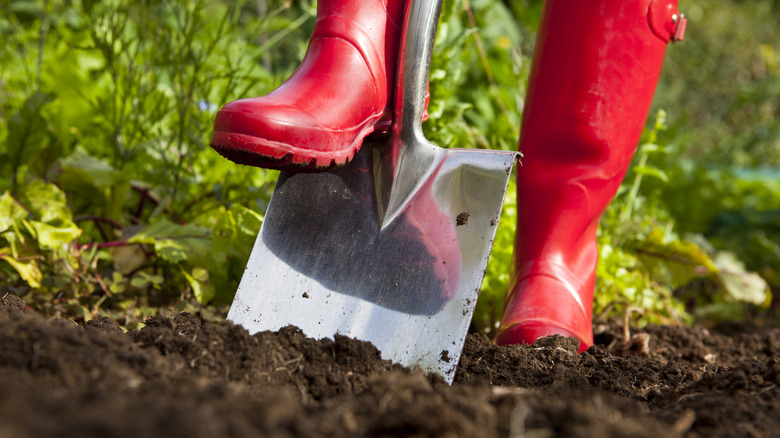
top-left (226, 0), bottom-right (517, 383)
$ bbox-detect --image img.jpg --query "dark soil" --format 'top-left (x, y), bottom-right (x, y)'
top-left (1, 293), bottom-right (778, 437)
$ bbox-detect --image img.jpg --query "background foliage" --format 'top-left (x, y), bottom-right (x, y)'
top-left (1, 0), bottom-right (778, 333)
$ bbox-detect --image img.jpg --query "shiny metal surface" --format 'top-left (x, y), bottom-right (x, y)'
top-left (227, 0), bottom-right (517, 383)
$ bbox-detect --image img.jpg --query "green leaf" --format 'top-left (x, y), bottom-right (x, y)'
top-left (57, 151), bottom-right (131, 222)
top-left (211, 205), bottom-right (262, 262)
top-left (130, 274), bottom-right (150, 289)
top-left (0, 191), bottom-right (27, 233)
top-left (0, 251), bottom-right (42, 288)
top-left (712, 251), bottom-right (772, 307)
top-left (4, 92), bottom-right (55, 177)
top-left (9, 182), bottom-right (83, 248)
top-left (190, 205), bottom-right (262, 306)
top-left (633, 165), bottom-right (670, 183)
top-left (129, 271), bottom-right (164, 289)
top-left (181, 266), bottom-right (215, 304)
top-left (59, 150), bottom-right (127, 189)
top-left (16, 180), bottom-right (72, 223)
top-left (653, 109), bottom-right (667, 131)
top-left (130, 219), bottom-right (211, 263)
top-left (153, 239), bottom-right (202, 263)
top-left (634, 228), bottom-right (717, 288)
top-left (29, 220), bottom-right (82, 249)
top-left (9, 0), bottom-right (43, 17)
top-left (231, 205), bottom-right (263, 237)
top-left (639, 143), bottom-right (668, 154)
top-left (108, 272), bottom-right (127, 295)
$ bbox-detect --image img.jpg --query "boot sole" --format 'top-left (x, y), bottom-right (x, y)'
top-left (210, 112), bottom-right (394, 172)
top-left (209, 95), bottom-right (431, 172)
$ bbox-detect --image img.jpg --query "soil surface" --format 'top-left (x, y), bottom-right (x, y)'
top-left (1, 293), bottom-right (779, 437)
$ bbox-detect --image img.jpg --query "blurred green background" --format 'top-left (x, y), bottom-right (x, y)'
top-left (1, 0), bottom-right (778, 333)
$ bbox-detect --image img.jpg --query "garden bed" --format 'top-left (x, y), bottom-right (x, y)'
top-left (0, 293), bottom-right (778, 437)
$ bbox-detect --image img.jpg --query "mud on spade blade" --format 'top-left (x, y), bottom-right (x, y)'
top-left (226, 0), bottom-right (517, 383)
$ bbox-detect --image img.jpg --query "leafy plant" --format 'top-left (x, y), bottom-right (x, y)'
top-left (426, 0), bottom-right (527, 151)
top-left (596, 111), bottom-right (771, 327)
top-left (0, 0), bottom-right (311, 324)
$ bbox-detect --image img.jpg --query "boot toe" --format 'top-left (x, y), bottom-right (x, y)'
top-left (211, 96), bottom-right (377, 169)
top-left (214, 97), bottom-right (321, 146)
top-left (497, 273), bottom-right (594, 352)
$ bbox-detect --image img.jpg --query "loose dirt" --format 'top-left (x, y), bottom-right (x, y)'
top-left (1, 293), bottom-right (778, 437)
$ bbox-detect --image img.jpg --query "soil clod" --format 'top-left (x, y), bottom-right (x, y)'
top-left (456, 211), bottom-right (470, 226)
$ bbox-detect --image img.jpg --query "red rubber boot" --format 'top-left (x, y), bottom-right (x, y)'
top-left (495, 0), bottom-right (686, 352)
top-left (211, 0), bottom-right (407, 171)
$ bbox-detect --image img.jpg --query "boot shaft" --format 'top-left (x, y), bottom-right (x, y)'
top-left (499, 0), bottom-right (685, 348)
top-left (520, 0), bottom-right (681, 172)
top-left (515, 0), bottom-right (684, 270)
top-left (311, 0), bottom-right (406, 104)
